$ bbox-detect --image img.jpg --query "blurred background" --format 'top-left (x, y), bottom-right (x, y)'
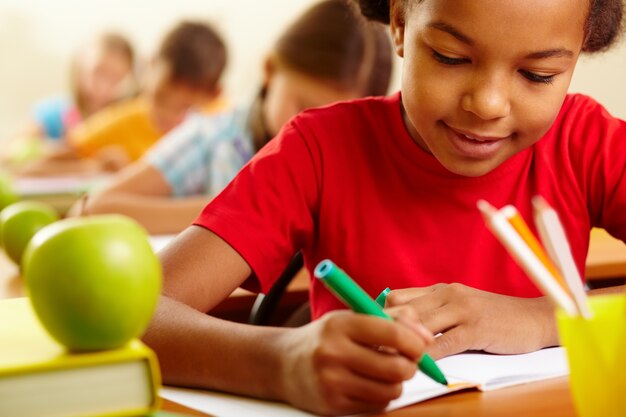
top-left (1, 0), bottom-right (625, 141)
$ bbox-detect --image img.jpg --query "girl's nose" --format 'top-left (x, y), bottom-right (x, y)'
top-left (461, 73), bottom-right (511, 120)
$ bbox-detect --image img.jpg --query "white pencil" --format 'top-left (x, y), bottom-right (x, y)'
top-left (532, 196), bottom-right (591, 318)
top-left (477, 200), bottom-right (578, 316)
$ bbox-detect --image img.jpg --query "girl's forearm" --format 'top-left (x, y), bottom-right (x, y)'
top-left (142, 296), bottom-right (290, 400)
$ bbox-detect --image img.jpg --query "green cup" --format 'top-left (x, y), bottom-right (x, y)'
top-left (556, 293), bottom-right (626, 417)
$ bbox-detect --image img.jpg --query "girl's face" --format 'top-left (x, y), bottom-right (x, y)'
top-left (262, 62), bottom-right (363, 137)
top-left (78, 49), bottom-right (134, 114)
top-left (391, 0), bottom-right (587, 177)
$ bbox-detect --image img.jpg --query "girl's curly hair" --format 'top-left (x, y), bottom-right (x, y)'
top-left (354, 0), bottom-right (624, 53)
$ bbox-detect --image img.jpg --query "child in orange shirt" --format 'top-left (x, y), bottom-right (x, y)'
top-left (20, 21), bottom-right (227, 176)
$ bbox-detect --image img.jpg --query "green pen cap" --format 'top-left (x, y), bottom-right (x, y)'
top-left (314, 259), bottom-right (448, 386)
top-left (315, 260), bottom-right (389, 319)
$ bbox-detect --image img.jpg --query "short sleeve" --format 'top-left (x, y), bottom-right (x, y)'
top-left (194, 121), bottom-right (319, 293)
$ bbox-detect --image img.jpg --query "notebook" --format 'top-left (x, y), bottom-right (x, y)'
top-left (161, 346), bottom-right (568, 417)
top-left (0, 298), bottom-right (161, 417)
top-left (13, 175), bottom-right (110, 214)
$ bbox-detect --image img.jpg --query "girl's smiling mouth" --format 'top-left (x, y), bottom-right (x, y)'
top-left (445, 125), bottom-right (513, 159)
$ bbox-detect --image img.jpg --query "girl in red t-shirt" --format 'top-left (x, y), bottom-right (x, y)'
top-left (144, 1), bottom-right (626, 415)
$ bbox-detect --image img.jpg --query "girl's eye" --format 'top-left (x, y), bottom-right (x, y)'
top-left (432, 49), bottom-right (470, 66)
top-left (519, 70), bottom-right (555, 84)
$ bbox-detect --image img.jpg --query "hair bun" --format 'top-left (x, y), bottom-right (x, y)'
top-left (355, 0), bottom-right (391, 24)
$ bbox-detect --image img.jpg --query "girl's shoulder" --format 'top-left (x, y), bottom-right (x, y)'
top-left (296, 93), bottom-right (400, 122)
top-left (543, 93), bottom-right (626, 150)
top-left (556, 93), bottom-right (622, 129)
top-left (289, 93), bottom-right (401, 142)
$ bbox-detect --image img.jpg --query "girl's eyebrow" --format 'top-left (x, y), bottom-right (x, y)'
top-left (524, 49), bottom-right (574, 59)
top-left (427, 21), bottom-right (574, 60)
top-left (428, 21), bottom-right (474, 45)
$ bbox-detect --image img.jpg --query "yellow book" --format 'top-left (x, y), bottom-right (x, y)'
top-left (0, 298), bottom-right (161, 417)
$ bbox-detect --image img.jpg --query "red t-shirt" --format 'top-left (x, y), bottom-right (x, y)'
top-left (196, 93), bottom-right (626, 320)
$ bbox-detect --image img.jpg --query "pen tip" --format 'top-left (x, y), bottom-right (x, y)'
top-left (419, 353), bottom-right (448, 386)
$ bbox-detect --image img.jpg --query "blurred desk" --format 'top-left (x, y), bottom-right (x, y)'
top-left (586, 228), bottom-right (626, 280)
top-left (2, 228), bottom-right (623, 304)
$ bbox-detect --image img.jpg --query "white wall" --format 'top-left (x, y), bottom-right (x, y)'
top-left (1, 0), bottom-right (625, 140)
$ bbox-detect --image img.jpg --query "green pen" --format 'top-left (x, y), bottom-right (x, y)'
top-left (314, 259), bottom-right (448, 386)
top-left (375, 287), bottom-right (391, 307)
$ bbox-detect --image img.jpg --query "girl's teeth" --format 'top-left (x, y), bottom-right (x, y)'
top-left (464, 134), bottom-right (485, 142)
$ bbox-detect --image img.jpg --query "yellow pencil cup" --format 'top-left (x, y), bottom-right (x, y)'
top-left (556, 293), bottom-right (626, 417)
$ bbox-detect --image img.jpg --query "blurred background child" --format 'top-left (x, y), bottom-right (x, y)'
top-left (18, 20), bottom-right (228, 176)
top-left (1, 32), bottom-right (136, 169)
top-left (78, 0), bottom-right (393, 234)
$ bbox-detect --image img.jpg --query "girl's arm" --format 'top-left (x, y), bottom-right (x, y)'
top-left (143, 226), bottom-right (435, 416)
top-left (80, 161), bottom-right (209, 234)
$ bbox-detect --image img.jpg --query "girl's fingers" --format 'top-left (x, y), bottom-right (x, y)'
top-left (385, 285), bottom-right (446, 307)
top-left (322, 366), bottom-right (404, 406)
top-left (427, 326), bottom-right (471, 360)
top-left (340, 341), bottom-right (418, 382)
top-left (343, 314), bottom-right (432, 361)
top-left (411, 302), bottom-right (462, 336)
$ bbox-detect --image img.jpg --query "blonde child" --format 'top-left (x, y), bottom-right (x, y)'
top-left (79, 0), bottom-right (393, 234)
top-left (2, 32), bottom-right (136, 169)
top-left (144, 0), bottom-right (626, 415)
top-left (40, 32), bottom-right (136, 140)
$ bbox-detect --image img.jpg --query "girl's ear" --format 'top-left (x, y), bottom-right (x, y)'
top-left (389, 0), bottom-right (406, 58)
top-left (262, 55), bottom-right (277, 89)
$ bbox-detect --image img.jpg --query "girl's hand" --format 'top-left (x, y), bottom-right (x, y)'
top-left (276, 307), bottom-right (432, 416)
top-left (385, 284), bottom-right (559, 360)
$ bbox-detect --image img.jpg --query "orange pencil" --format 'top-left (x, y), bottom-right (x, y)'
top-left (500, 205), bottom-right (572, 297)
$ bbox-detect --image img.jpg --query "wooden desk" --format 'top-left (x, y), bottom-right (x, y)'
top-left (0, 230), bottom-right (619, 417)
top-left (3, 228), bottom-right (623, 299)
top-left (586, 228), bottom-right (626, 280)
top-left (160, 377), bottom-right (576, 416)
top-left (0, 255), bottom-right (577, 416)
top-left (2, 227), bottom-right (624, 319)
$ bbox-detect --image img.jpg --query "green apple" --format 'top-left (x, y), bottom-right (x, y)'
top-left (0, 172), bottom-right (18, 212)
top-left (22, 214), bottom-right (162, 351)
top-left (0, 201), bottom-right (59, 264)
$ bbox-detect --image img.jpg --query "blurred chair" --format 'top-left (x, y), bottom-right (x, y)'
top-left (248, 252), bottom-right (309, 326)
